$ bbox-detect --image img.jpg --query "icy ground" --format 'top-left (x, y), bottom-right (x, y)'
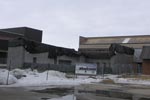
top-left (48, 94), bottom-right (76, 100)
top-left (0, 68), bottom-right (150, 87)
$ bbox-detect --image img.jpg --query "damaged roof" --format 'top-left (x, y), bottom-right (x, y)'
top-left (9, 38), bottom-right (80, 58)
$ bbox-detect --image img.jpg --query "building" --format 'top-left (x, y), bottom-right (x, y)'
top-left (0, 27), bottom-right (42, 42)
top-left (7, 38), bottom-right (81, 71)
top-left (0, 27), bottom-right (42, 67)
top-left (5, 26), bottom-right (150, 74)
top-left (79, 35), bottom-right (150, 74)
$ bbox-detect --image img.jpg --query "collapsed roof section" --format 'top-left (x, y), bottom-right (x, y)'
top-left (109, 43), bottom-right (135, 56)
top-left (79, 35), bottom-right (149, 59)
top-left (79, 44), bottom-right (134, 59)
top-left (9, 38), bottom-right (80, 58)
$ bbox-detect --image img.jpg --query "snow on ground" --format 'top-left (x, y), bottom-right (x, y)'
top-left (114, 78), bottom-right (150, 85)
top-left (105, 74), bottom-right (150, 85)
top-left (0, 69), bottom-right (101, 87)
top-left (1, 68), bottom-right (150, 87)
top-left (0, 69), bottom-right (17, 85)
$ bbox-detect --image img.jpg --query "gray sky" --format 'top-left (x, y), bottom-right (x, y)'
top-left (0, 0), bottom-right (150, 50)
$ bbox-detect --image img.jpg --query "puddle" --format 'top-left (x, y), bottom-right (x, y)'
top-left (96, 90), bottom-right (133, 100)
top-left (48, 94), bottom-right (76, 100)
top-left (77, 89), bottom-right (132, 99)
top-left (32, 87), bottom-right (74, 96)
top-left (31, 87), bottom-right (150, 100)
top-left (139, 98), bottom-right (150, 100)
top-left (41, 97), bottom-right (50, 100)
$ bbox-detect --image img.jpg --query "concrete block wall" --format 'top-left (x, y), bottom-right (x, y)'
top-left (7, 46), bottom-right (24, 68)
top-left (57, 55), bottom-right (80, 65)
top-left (8, 46), bottom-right (82, 68)
top-left (86, 58), bottom-right (110, 67)
top-left (24, 51), bottom-right (54, 64)
top-left (110, 54), bottom-right (134, 74)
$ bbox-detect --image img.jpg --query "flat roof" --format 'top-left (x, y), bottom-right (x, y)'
top-left (79, 35), bottom-right (150, 49)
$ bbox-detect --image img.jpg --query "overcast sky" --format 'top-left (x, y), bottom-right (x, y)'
top-left (0, 0), bottom-right (150, 50)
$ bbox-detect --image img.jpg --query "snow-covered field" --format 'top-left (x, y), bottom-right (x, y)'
top-left (1, 68), bottom-right (150, 87)
top-left (0, 69), bottom-right (101, 87)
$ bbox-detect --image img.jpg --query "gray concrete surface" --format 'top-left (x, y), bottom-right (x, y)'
top-left (0, 87), bottom-right (56, 100)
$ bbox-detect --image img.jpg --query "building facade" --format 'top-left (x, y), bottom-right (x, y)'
top-left (7, 38), bottom-right (81, 70)
top-left (5, 27), bottom-right (150, 75)
top-left (79, 35), bottom-right (150, 74)
top-left (0, 27), bottom-right (42, 67)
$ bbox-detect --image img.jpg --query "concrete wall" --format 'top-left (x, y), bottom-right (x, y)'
top-left (7, 46), bottom-right (24, 68)
top-left (24, 52), bottom-right (54, 64)
top-left (85, 58), bottom-right (111, 74)
top-left (86, 58), bottom-right (110, 67)
top-left (25, 52), bottom-right (81, 65)
top-left (8, 46), bottom-right (82, 69)
top-left (57, 55), bottom-right (81, 65)
top-left (110, 54), bottom-right (134, 74)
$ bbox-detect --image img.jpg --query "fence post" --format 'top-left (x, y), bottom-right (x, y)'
top-left (6, 61), bottom-right (11, 85)
top-left (46, 70), bottom-right (49, 80)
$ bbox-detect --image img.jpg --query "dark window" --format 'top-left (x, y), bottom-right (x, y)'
top-left (33, 57), bottom-right (37, 63)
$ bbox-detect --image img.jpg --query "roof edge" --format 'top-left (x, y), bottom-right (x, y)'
top-left (81, 35), bottom-right (150, 39)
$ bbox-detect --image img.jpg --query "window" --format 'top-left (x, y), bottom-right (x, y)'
top-left (33, 57), bottom-right (37, 63)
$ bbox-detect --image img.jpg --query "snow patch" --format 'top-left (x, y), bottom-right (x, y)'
top-left (0, 69), bottom-right (17, 85)
top-left (0, 69), bottom-right (101, 87)
top-left (122, 38), bottom-right (130, 43)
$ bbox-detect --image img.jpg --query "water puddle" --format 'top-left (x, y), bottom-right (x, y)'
top-left (31, 87), bottom-right (75, 100)
top-left (48, 94), bottom-right (76, 100)
top-left (32, 87), bottom-right (74, 96)
top-left (96, 90), bottom-right (132, 99)
top-left (32, 87), bottom-right (150, 100)
top-left (139, 98), bottom-right (150, 100)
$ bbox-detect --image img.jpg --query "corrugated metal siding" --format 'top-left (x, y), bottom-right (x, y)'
top-left (79, 43), bottom-right (150, 49)
top-left (81, 35), bottom-right (150, 44)
top-left (142, 60), bottom-right (150, 75)
top-left (79, 35), bottom-right (150, 49)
